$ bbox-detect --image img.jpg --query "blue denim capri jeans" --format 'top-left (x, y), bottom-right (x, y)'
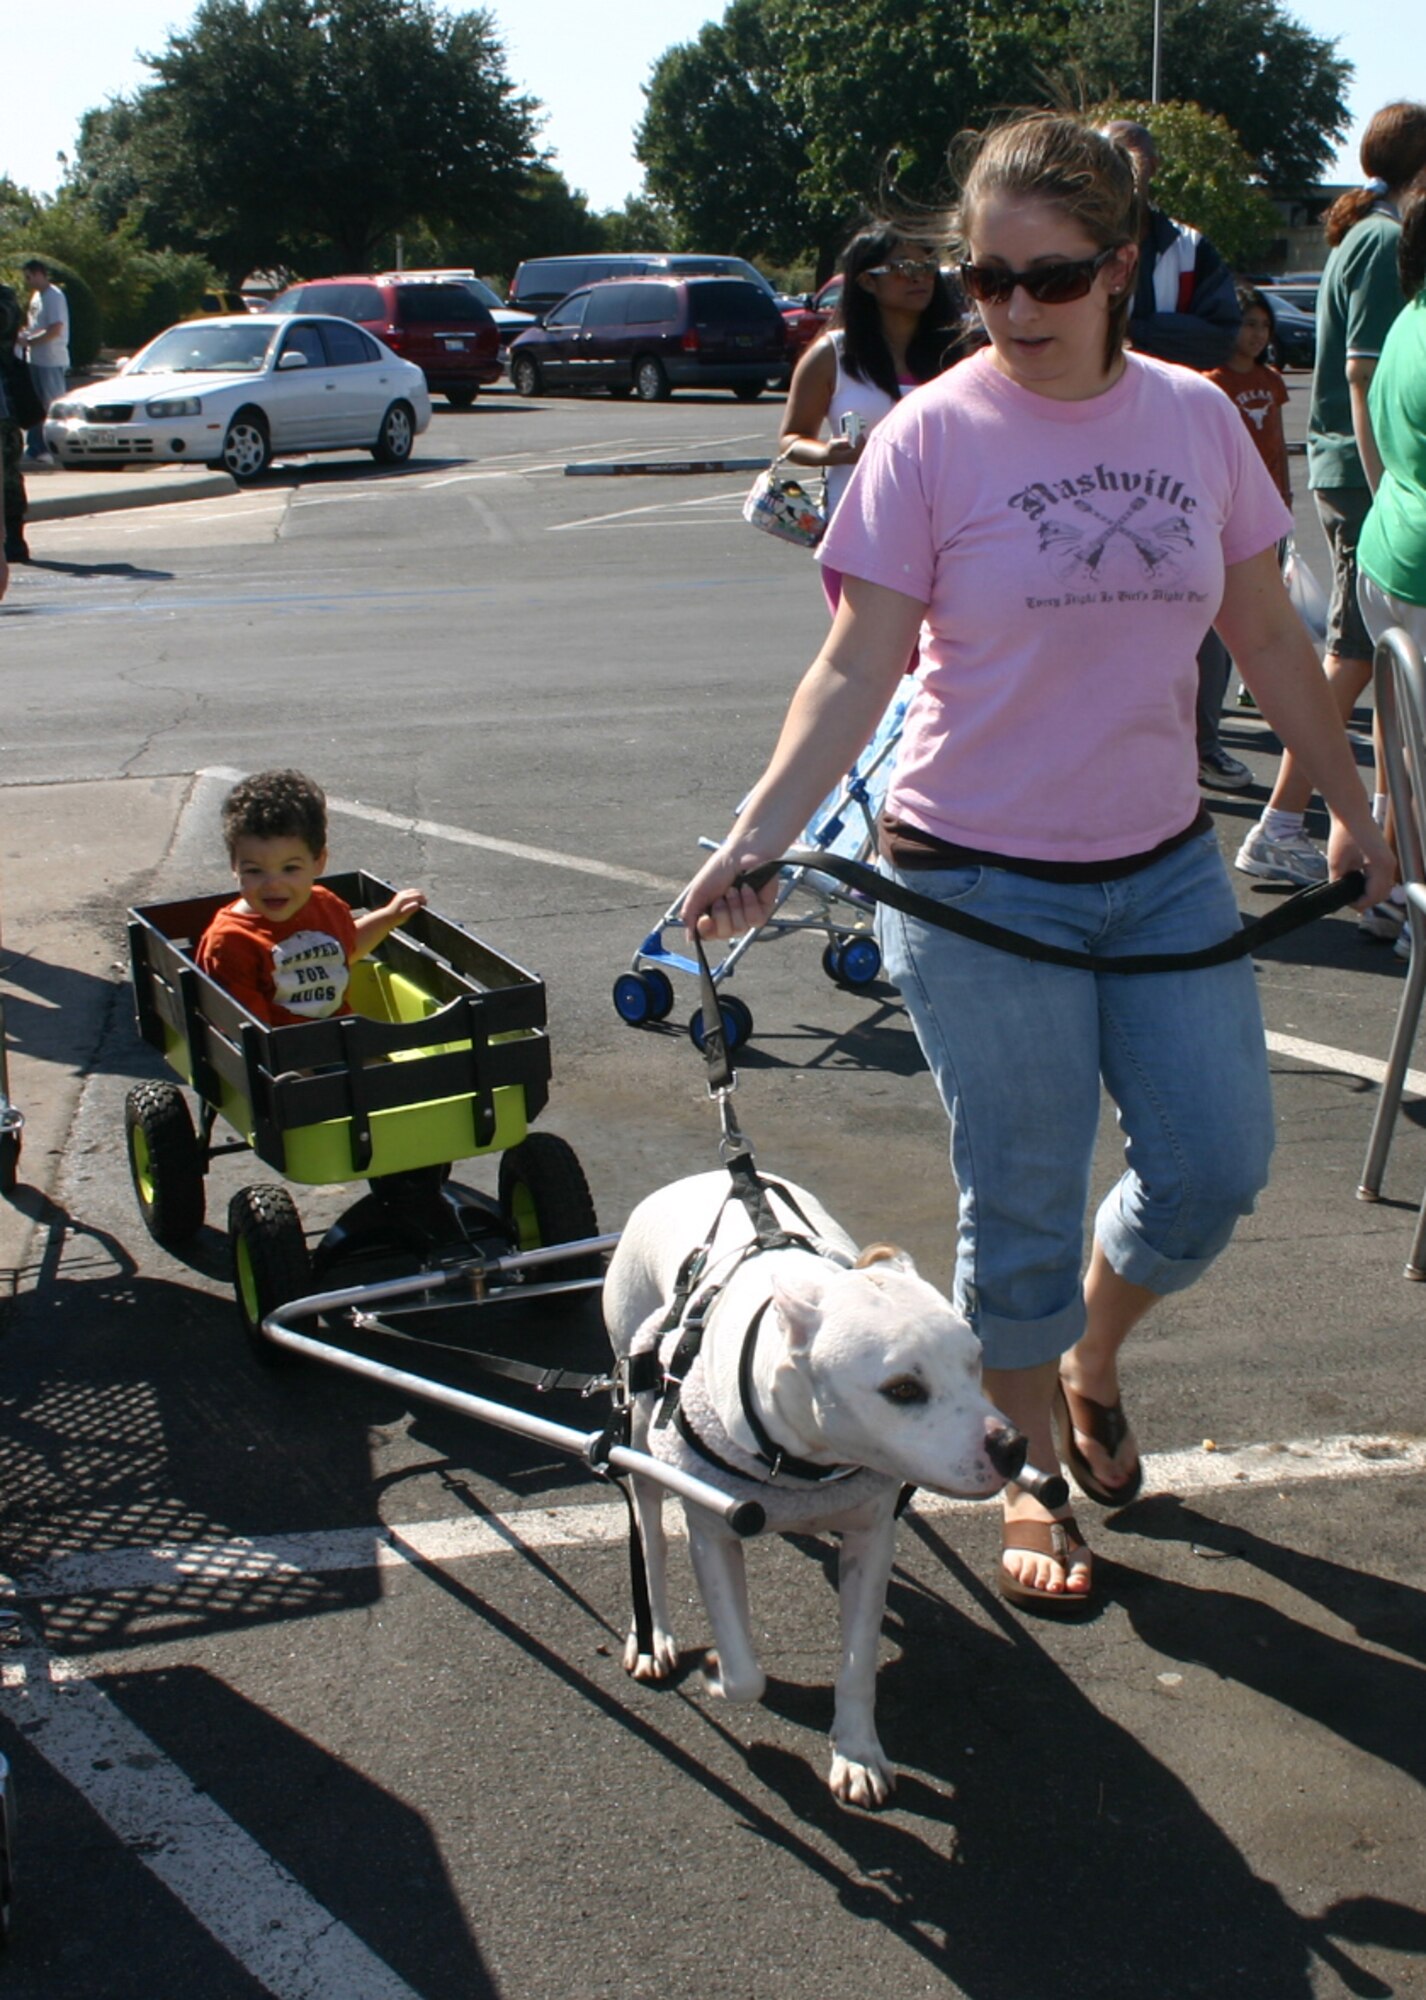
top-left (878, 826), bottom-right (1275, 1372)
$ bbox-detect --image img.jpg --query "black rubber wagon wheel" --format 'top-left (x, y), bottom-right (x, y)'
top-left (125, 1082), bottom-right (206, 1247)
top-left (497, 1134), bottom-right (601, 1280)
top-left (0, 1129), bottom-right (19, 1199)
top-left (229, 1184), bottom-right (312, 1362)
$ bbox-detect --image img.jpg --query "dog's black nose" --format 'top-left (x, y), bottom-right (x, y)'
top-left (985, 1422), bottom-right (1027, 1481)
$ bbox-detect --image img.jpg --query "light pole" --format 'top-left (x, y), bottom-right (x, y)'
top-left (1151, 0), bottom-right (1162, 101)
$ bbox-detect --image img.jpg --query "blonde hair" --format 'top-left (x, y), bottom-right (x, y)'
top-left (952, 113), bottom-right (1141, 368)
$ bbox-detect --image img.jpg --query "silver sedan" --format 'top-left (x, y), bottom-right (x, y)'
top-left (44, 314), bottom-right (432, 481)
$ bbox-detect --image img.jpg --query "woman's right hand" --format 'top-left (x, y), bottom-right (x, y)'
top-left (680, 844), bottom-right (783, 942)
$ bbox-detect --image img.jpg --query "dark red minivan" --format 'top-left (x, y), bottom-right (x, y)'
top-left (271, 275), bottom-right (501, 406)
top-left (508, 276), bottom-right (789, 402)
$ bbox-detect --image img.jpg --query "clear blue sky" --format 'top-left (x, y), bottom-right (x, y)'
top-left (4, 0), bottom-right (1405, 213)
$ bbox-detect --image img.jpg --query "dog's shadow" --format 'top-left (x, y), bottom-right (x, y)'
top-left (713, 1515), bottom-right (1422, 1999)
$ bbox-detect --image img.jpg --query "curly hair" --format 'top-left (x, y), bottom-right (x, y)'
top-left (220, 770), bottom-right (328, 861)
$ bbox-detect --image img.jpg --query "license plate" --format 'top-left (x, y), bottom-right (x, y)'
top-left (86, 428), bottom-right (119, 447)
top-left (442, 339), bottom-right (468, 351)
top-left (734, 334), bottom-right (755, 348)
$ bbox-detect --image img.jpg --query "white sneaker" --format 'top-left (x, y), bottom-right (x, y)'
top-left (1234, 823), bottom-right (1329, 886)
top-left (1359, 899), bottom-right (1407, 942)
top-left (1396, 927), bottom-right (1412, 961)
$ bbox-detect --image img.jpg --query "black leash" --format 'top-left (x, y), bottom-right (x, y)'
top-left (733, 851), bottom-right (1365, 975)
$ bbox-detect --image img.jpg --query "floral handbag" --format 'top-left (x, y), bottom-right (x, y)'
top-left (742, 463), bottom-right (827, 548)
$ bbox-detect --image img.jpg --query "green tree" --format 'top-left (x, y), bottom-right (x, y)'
top-left (636, 0), bottom-right (824, 266)
top-left (1092, 99), bottom-right (1280, 268)
top-left (131, 0), bottom-right (541, 279)
top-left (635, 0), bottom-right (1351, 272)
top-left (1068, 0), bottom-right (1349, 193)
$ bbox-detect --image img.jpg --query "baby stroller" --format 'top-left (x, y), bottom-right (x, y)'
top-left (612, 675), bottom-right (916, 1051)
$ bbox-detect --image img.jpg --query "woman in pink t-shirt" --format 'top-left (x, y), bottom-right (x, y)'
top-left (682, 114), bottom-right (1391, 1615)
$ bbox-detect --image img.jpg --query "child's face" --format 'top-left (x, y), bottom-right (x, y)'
top-left (1236, 306), bottom-right (1272, 362)
top-left (231, 833), bottom-right (327, 926)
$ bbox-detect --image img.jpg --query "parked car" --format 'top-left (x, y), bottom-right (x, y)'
top-left (270, 274), bottom-right (500, 405)
top-left (508, 252), bottom-right (779, 319)
top-left (507, 275), bottom-right (789, 402)
top-left (456, 274), bottom-right (537, 355)
top-left (182, 288), bottom-right (253, 319)
top-left (1261, 290), bottom-right (1317, 369)
top-left (781, 275), bottom-right (843, 360)
top-left (43, 314), bottom-right (431, 480)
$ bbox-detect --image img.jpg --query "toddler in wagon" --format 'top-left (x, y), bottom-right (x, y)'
top-left (197, 769), bottom-right (425, 1026)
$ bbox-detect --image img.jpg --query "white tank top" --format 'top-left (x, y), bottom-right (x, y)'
top-left (824, 332), bottom-right (901, 513)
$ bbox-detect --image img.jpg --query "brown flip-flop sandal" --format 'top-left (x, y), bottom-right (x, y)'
top-left (998, 1513), bottom-right (1094, 1613)
top-left (1056, 1379), bottom-right (1144, 1509)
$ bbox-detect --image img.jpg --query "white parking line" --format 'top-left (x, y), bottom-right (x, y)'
top-left (0, 1642), bottom-right (422, 2000)
top-left (4, 1433), bottom-right (1420, 1608)
top-left (1266, 1030), bottom-right (1426, 1099)
top-left (197, 767), bottom-right (683, 893)
top-left (549, 489), bottom-right (746, 532)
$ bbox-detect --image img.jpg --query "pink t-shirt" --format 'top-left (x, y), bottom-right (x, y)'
top-left (819, 348), bottom-right (1292, 863)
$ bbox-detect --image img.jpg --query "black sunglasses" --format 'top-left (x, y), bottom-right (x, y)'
top-left (958, 247), bottom-right (1118, 307)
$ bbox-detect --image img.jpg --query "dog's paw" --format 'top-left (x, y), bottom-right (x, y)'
top-left (624, 1628), bottom-right (678, 1681)
top-left (700, 1650), bottom-right (766, 1704)
top-left (829, 1747), bottom-right (895, 1810)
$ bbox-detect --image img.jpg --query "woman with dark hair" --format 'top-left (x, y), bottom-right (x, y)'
top-left (779, 223), bottom-right (962, 611)
top-left (1358, 168), bottom-right (1426, 673)
top-left (682, 113), bottom-right (1392, 1613)
top-left (1238, 101), bottom-right (1426, 914)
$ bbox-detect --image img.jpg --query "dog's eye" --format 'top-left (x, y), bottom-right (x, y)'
top-left (879, 1376), bottom-right (928, 1405)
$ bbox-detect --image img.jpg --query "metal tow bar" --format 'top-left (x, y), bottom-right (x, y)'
top-left (259, 1250), bottom-right (767, 1538)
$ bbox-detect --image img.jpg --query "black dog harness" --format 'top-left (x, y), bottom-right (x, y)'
top-left (623, 1153), bottom-right (860, 1488)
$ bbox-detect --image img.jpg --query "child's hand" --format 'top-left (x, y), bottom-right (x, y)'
top-left (386, 888), bottom-right (427, 923)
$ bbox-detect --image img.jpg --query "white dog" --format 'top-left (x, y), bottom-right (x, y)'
top-left (603, 1168), bottom-right (1023, 1807)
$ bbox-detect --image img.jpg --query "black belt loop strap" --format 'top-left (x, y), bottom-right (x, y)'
top-left (736, 852), bottom-right (1365, 975)
top-left (693, 929), bottom-right (735, 1089)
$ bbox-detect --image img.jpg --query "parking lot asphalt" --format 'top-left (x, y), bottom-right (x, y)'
top-left (1, 381), bottom-right (1424, 2000)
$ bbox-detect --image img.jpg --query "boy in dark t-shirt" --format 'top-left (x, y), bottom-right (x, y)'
top-left (197, 769), bottom-right (425, 1025)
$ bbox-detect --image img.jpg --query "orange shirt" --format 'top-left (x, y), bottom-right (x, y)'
top-left (197, 883), bottom-right (357, 1026)
top-left (1205, 359), bottom-right (1291, 505)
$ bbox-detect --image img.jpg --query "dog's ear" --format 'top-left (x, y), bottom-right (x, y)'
top-left (770, 1270), bottom-right (826, 1351)
top-left (854, 1242), bottom-right (915, 1276)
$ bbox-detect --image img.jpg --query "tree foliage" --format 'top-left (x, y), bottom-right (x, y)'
top-left (638, 0), bottom-right (1351, 270)
top-left (128, 0), bottom-right (541, 278)
top-left (1091, 99), bottom-right (1281, 267)
top-left (1067, 0), bottom-right (1350, 193)
top-left (636, 0), bottom-right (825, 265)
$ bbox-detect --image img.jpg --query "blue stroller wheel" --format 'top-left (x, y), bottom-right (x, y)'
top-left (688, 993), bottom-right (754, 1054)
top-left (613, 968), bottom-right (677, 1025)
top-left (641, 967), bottom-right (676, 1020)
top-left (613, 972), bottom-right (653, 1024)
top-left (837, 937), bottom-right (883, 987)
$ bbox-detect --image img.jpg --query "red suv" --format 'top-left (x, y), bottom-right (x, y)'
top-left (271, 275), bottom-right (501, 406)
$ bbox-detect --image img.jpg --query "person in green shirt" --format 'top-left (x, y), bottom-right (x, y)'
top-left (1236, 101), bottom-right (1426, 906)
top-left (1359, 171), bottom-right (1426, 638)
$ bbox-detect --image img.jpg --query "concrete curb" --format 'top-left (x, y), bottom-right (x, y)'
top-left (26, 469), bottom-right (239, 522)
top-left (563, 458), bottom-right (771, 477)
